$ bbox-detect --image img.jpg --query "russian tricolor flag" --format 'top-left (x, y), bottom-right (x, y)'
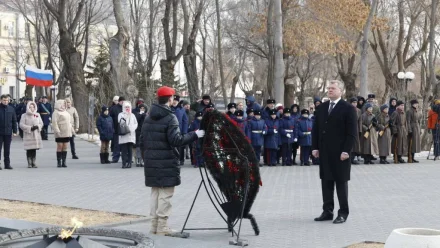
top-left (25, 65), bottom-right (53, 87)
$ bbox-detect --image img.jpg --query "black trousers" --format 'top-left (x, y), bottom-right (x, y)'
top-left (69, 135), bottom-right (76, 155)
top-left (179, 146), bottom-right (185, 162)
top-left (0, 135), bottom-right (12, 166)
top-left (120, 142), bottom-right (133, 165)
top-left (321, 180), bottom-right (349, 218)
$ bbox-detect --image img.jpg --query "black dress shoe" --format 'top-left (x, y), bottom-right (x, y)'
top-left (351, 160), bottom-right (359, 164)
top-left (314, 212), bottom-right (333, 221)
top-left (72, 154), bottom-right (79, 159)
top-left (4, 166), bottom-right (13, 170)
top-left (333, 215), bottom-right (346, 224)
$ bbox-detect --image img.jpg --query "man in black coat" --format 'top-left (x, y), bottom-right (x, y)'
top-left (312, 80), bottom-right (357, 224)
top-left (0, 94), bottom-right (18, 170)
top-left (140, 86), bottom-right (205, 236)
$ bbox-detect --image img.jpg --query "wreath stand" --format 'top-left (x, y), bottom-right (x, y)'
top-left (177, 146), bottom-right (251, 247)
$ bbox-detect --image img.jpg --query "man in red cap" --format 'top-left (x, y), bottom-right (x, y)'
top-left (140, 86), bottom-right (205, 235)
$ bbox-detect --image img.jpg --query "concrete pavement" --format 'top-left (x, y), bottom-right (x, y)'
top-left (1, 135), bottom-right (440, 247)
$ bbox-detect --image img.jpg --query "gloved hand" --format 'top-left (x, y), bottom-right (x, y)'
top-left (286, 134), bottom-right (291, 138)
top-left (294, 138), bottom-right (298, 142)
top-left (31, 125), bottom-right (38, 131)
top-left (195, 130), bottom-right (205, 138)
top-left (262, 131), bottom-right (266, 135)
top-left (274, 129), bottom-right (278, 134)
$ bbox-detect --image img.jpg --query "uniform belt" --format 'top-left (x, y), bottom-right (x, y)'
top-left (303, 132), bottom-right (311, 135)
top-left (40, 113), bottom-right (48, 115)
top-left (252, 130), bottom-right (263, 133)
top-left (285, 130), bottom-right (293, 133)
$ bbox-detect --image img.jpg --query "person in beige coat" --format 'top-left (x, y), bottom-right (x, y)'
top-left (361, 103), bottom-right (379, 164)
top-left (65, 99), bottom-right (79, 159)
top-left (52, 99), bottom-right (72, 168)
top-left (19, 101), bottom-right (43, 168)
top-left (377, 104), bottom-right (391, 164)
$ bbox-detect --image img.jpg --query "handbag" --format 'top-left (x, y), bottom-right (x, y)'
top-left (118, 117), bottom-right (131, 135)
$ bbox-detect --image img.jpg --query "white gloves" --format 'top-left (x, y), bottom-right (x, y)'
top-left (195, 130), bottom-right (205, 138)
top-left (294, 138), bottom-right (298, 142)
top-left (274, 129), bottom-right (278, 134)
top-left (286, 134), bottom-right (291, 138)
top-left (262, 131), bottom-right (266, 135)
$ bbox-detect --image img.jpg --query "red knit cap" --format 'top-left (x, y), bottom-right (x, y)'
top-left (157, 86), bottom-right (175, 97)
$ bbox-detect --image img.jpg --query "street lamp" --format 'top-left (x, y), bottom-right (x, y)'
top-left (397, 71), bottom-right (415, 104)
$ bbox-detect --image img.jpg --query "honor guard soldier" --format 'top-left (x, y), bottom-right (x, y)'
top-left (279, 108), bottom-right (296, 166)
top-left (248, 110), bottom-right (267, 166)
top-left (377, 104), bottom-right (391, 164)
top-left (264, 109), bottom-right (280, 166)
top-left (406, 99), bottom-right (421, 163)
top-left (262, 99), bottom-right (275, 120)
top-left (38, 96), bottom-right (52, 140)
top-left (227, 103), bottom-right (237, 119)
top-left (390, 100), bottom-right (408, 163)
top-left (235, 110), bottom-right (248, 135)
top-left (361, 103), bottom-right (379, 164)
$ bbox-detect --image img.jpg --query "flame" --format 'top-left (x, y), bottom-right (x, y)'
top-left (58, 217), bottom-right (83, 239)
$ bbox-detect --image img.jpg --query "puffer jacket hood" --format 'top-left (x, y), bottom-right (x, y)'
top-left (122, 101), bottom-right (132, 114)
top-left (138, 103), bottom-right (148, 113)
top-left (54, 100), bottom-right (66, 111)
top-left (389, 97), bottom-right (397, 106)
top-left (246, 95), bottom-right (256, 103)
top-left (26, 101), bottom-right (38, 115)
top-left (149, 104), bottom-right (173, 120)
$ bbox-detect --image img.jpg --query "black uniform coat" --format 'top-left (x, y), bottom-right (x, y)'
top-left (141, 104), bottom-right (198, 188)
top-left (312, 99), bottom-right (357, 182)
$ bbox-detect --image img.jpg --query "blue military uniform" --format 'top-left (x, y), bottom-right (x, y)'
top-left (264, 109), bottom-right (279, 166)
top-left (279, 108), bottom-right (297, 166)
top-left (297, 109), bottom-right (313, 166)
top-left (247, 110), bottom-right (267, 165)
top-left (37, 97), bottom-right (52, 140)
top-left (189, 111), bottom-right (204, 167)
top-left (289, 104), bottom-right (301, 164)
top-left (246, 108), bottom-right (254, 121)
top-left (226, 102), bottom-right (237, 120)
top-left (234, 110), bottom-right (249, 136)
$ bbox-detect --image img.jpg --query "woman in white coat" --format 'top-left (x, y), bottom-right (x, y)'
top-left (19, 101), bottom-right (43, 168)
top-left (118, 101), bottom-right (138, 168)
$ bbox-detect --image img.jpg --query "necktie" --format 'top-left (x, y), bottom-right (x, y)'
top-left (328, 102), bottom-right (335, 114)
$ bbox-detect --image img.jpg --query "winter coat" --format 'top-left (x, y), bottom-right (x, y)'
top-left (96, 113), bottom-right (114, 141)
top-left (171, 105), bottom-right (188, 134)
top-left (264, 118), bottom-right (279, 149)
top-left (362, 102), bottom-right (380, 117)
top-left (19, 102), bottom-right (43, 150)
top-left (118, 102), bottom-right (138, 144)
top-left (247, 118), bottom-right (267, 147)
top-left (261, 107), bottom-right (273, 120)
top-left (66, 106), bottom-right (79, 135)
top-left (135, 104), bottom-right (147, 146)
top-left (245, 96), bottom-right (261, 111)
top-left (109, 104), bottom-right (122, 134)
top-left (361, 112), bottom-right (379, 155)
top-left (406, 107), bottom-right (421, 153)
top-left (353, 107), bottom-right (362, 154)
top-left (428, 109), bottom-right (440, 130)
top-left (377, 113), bottom-right (391, 156)
top-left (296, 117), bottom-right (313, 146)
top-left (192, 101), bottom-right (211, 112)
top-left (312, 100), bottom-right (357, 182)
top-left (0, 103), bottom-right (17, 135)
top-left (52, 100), bottom-right (72, 138)
top-left (279, 116), bottom-right (296, 144)
top-left (390, 110), bottom-right (408, 156)
top-left (37, 102), bottom-right (52, 125)
top-left (141, 104), bottom-right (198, 188)
top-left (235, 118), bottom-right (249, 136)
top-left (388, 97), bottom-right (397, 117)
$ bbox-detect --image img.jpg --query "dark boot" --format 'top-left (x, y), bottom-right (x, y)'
top-left (57, 152), bottom-right (62, 167)
top-left (61, 151), bottom-right (67, 167)
top-left (364, 157), bottom-right (370, 165)
top-left (398, 156), bottom-right (406, 163)
top-left (26, 151), bottom-right (32, 168)
top-left (32, 151), bottom-right (37, 168)
top-left (380, 156), bottom-right (386, 164)
top-left (72, 154), bottom-right (79, 159)
top-left (104, 153), bottom-right (111, 164)
top-left (136, 158), bottom-right (141, 167)
top-left (412, 153), bottom-right (419, 163)
top-left (100, 153), bottom-right (105, 164)
top-left (292, 156), bottom-right (297, 165)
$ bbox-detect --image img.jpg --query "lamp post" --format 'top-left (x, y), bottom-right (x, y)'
top-left (397, 71), bottom-right (415, 105)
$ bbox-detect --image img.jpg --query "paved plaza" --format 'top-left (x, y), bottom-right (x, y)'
top-left (1, 135), bottom-right (440, 247)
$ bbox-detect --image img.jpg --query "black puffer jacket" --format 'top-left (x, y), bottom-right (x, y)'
top-left (141, 104), bottom-right (198, 187)
top-left (0, 104), bottom-right (17, 135)
top-left (109, 104), bottom-right (122, 134)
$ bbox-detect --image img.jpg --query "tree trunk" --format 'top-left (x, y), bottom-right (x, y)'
top-left (59, 33), bottom-right (88, 133)
top-left (284, 84), bottom-right (295, 107)
top-left (273, 0), bottom-right (284, 103)
top-left (25, 85), bottom-right (34, 98)
top-left (266, 0), bottom-right (274, 98)
top-left (160, 59), bottom-right (176, 86)
top-left (340, 72), bottom-right (357, 99)
top-left (430, 0), bottom-right (439, 98)
top-left (230, 76), bottom-right (239, 103)
top-left (359, 0), bottom-right (377, 97)
top-left (215, 0), bottom-right (228, 106)
top-left (183, 44), bottom-right (200, 102)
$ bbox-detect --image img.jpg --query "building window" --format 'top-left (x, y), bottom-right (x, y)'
top-left (9, 86), bottom-right (15, 99)
top-left (8, 22), bottom-right (14, 37)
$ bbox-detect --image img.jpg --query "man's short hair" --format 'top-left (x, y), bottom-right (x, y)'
top-left (158, 96), bottom-right (170, 105)
top-left (329, 80), bottom-right (344, 90)
top-left (0, 94), bottom-right (9, 100)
